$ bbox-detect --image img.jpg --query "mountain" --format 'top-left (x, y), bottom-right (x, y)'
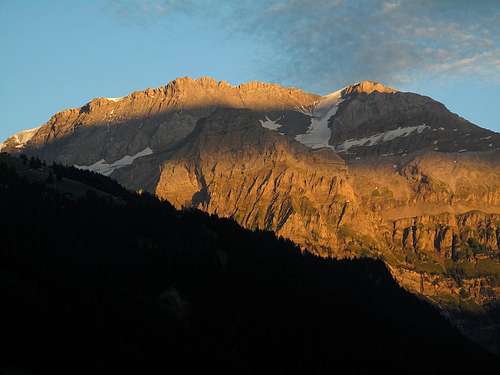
top-left (0, 127), bottom-right (39, 152)
top-left (0, 153), bottom-right (495, 373)
top-left (3, 76), bottom-right (500, 352)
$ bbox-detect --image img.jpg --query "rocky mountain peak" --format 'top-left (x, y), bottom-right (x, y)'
top-left (341, 80), bottom-right (397, 98)
top-left (166, 76), bottom-right (222, 90)
top-left (0, 127), bottom-right (40, 152)
top-left (160, 76), bottom-right (312, 98)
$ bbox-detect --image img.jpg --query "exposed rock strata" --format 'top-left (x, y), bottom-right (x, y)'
top-left (156, 109), bottom-right (357, 256)
top-left (5, 77), bottom-right (318, 168)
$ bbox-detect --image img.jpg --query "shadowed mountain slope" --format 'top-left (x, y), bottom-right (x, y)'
top-left (0, 154), bottom-right (496, 373)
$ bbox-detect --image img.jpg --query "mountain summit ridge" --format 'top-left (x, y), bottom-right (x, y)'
top-left (339, 80), bottom-right (398, 97)
top-left (1, 77), bottom-right (394, 153)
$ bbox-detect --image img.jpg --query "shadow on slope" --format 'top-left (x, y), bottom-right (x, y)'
top-left (0, 156), bottom-right (496, 374)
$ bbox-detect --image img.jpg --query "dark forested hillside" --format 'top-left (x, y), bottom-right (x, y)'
top-left (0, 154), bottom-right (495, 374)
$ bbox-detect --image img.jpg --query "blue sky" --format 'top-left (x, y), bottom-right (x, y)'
top-left (1, 0), bottom-right (499, 140)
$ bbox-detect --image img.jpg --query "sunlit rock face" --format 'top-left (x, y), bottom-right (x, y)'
top-left (4, 76), bottom-right (500, 352)
top-left (0, 127), bottom-right (40, 152)
top-left (2, 76), bottom-right (318, 169)
top-left (340, 80), bottom-right (398, 97)
top-left (155, 108), bottom-right (356, 257)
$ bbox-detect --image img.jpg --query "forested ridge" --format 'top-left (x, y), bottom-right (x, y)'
top-left (0, 154), bottom-right (496, 373)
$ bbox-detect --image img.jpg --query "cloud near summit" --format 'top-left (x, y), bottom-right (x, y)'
top-left (109, 0), bottom-right (499, 91)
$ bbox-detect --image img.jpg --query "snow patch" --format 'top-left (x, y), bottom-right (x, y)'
top-left (259, 116), bottom-right (282, 131)
top-left (74, 147), bottom-right (153, 176)
top-left (261, 84), bottom-right (433, 153)
top-left (336, 124), bottom-right (429, 152)
top-left (294, 89), bottom-right (344, 150)
top-left (14, 127), bottom-right (40, 146)
top-left (295, 105), bottom-right (313, 116)
top-left (105, 97), bottom-right (124, 102)
top-left (1, 127), bottom-right (40, 150)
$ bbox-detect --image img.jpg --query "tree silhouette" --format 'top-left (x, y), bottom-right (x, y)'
top-left (0, 157), bottom-right (496, 374)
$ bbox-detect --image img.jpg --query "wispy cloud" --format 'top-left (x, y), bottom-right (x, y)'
top-left (106, 0), bottom-right (197, 25)
top-left (382, 1), bottom-right (400, 14)
top-left (107, 0), bottom-right (500, 90)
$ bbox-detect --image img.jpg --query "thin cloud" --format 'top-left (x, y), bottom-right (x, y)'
top-left (106, 0), bottom-right (198, 25)
top-left (382, 1), bottom-right (400, 14)
top-left (107, 0), bottom-right (500, 91)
